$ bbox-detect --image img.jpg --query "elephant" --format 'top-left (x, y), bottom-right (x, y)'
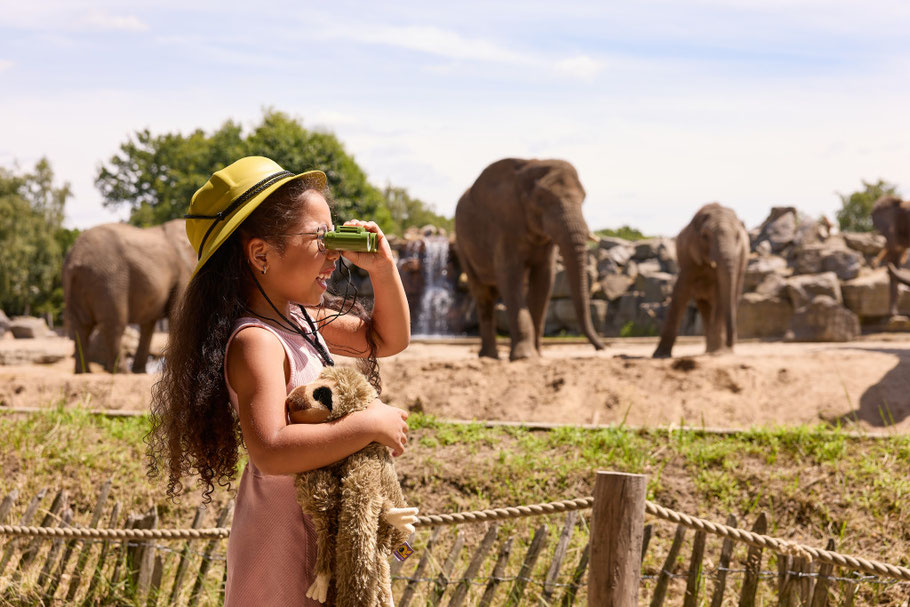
top-left (63, 219), bottom-right (195, 373)
top-left (653, 203), bottom-right (749, 358)
top-left (871, 196), bottom-right (910, 319)
top-left (454, 158), bottom-right (605, 360)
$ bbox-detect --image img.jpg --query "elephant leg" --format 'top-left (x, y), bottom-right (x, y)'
top-left (132, 320), bottom-right (155, 374)
top-left (473, 284), bottom-right (499, 359)
top-left (496, 262), bottom-right (536, 361)
top-left (98, 322), bottom-right (126, 374)
top-left (72, 321), bottom-right (93, 374)
top-left (654, 271), bottom-right (693, 358)
top-left (698, 298), bottom-right (723, 353)
top-left (527, 254), bottom-right (556, 355)
top-left (887, 249), bottom-right (906, 318)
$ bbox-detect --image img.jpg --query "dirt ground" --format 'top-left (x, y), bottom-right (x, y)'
top-left (2, 332), bottom-right (910, 433)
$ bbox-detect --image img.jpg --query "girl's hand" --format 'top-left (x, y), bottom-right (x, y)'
top-left (339, 220), bottom-right (395, 275)
top-left (362, 398), bottom-right (409, 456)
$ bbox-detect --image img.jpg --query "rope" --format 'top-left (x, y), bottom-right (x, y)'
top-left (0, 526), bottom-right (228, 540)
top-left (2, 496), bottom-right (909, 583)
top-left (643, 502), bottom-right (910, 582)
top-left (413, 497), bottom-right (594, 526)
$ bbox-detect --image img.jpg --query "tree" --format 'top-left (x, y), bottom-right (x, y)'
top-left (835, 179), bottom-right (900, 233)
top-left (0, 158), bottom-right (72, 321)
top-left (96, 109), bottom-right (403, 233)
top-left (594, 225), bottom-right (647, 241)
top-left (381, 184), bottom-right (454, 235)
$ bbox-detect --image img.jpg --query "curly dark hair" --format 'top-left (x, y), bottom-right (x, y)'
top-left (146, 179), bottom-right (380, 503)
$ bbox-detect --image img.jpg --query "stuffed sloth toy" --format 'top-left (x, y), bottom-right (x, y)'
top-left (286, 366), bottom-right (418, 607)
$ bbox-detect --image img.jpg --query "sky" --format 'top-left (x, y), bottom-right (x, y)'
top-left (2, 0), bottom-right (910, 237)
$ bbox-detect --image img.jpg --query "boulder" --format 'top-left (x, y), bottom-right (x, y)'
top-left (635, 271), bottom-right (675, 303)
top-left (791, 244), bottom-right (862, 280)
top-left (842, 231), bottom-right (886, 256)
top-left (737, 293), bottom-right (794, 338)
top-left (9, 316), bottom-right (55, 339)
top-left (753, 207), bottom-right (798, 253)
top-left (744, 255), bottom-right (789, 291)
top-left (599, 274), bottom-right (634, 301)
top-left (597, 236), bottom-right (632, 250)
top-left (545, 299), bottom-right (609, 335)
top-left (754, 273), bottom-right (788, 299)
top-left (551, 259), bottom-right (599, 299)
top-left (636, 259), bottom-right (662, 276)
top-left (786, 272), bottom-right (842, 308)
top-left (607, 244), bottom-right (633, 266)
top-left (656, 239), bottom-right (678, 274)
top-left (631, 238), bottom-right (664, 261)
top-left (787, 295), bottom-right (859, 342)
top-left (841, 268), bottom-right (910, 318)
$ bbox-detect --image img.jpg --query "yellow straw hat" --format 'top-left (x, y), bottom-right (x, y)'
top-left (185, 156), bottom-right (326, 276)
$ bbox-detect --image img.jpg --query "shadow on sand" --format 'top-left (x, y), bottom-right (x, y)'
top-left (829, 346), bottom-right (910, 428)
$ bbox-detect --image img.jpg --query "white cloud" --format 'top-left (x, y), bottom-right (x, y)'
top-left (0, 60), bottom-right (13, 72)
top-left (555, 55), bottom-right (602, 82)
top-left (79, 11), bottom-right (148, 32)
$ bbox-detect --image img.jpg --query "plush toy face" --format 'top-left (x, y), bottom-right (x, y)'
top-left (286, 366), bottom-right (377, 425)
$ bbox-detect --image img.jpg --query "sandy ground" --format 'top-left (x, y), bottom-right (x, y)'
top-left (2, 333), bottom-right (910, 433)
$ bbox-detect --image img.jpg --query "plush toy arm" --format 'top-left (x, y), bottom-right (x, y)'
top-left (306, 571), bottom-right (331, 604)
top-left (383, 506), bottom-right (418, 535)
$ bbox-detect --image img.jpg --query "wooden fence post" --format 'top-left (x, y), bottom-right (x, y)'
top-left (589, 470), bottom-right (647, 607)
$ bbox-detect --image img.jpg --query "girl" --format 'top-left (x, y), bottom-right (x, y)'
top-left (147, 156), bottom-right (412, 605)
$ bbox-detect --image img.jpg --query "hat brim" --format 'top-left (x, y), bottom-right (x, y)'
top-left (191, 169), bottom-right (327, 278)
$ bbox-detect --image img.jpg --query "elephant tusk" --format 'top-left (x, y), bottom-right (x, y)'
top-left (710, 261), bottom-right (717, 269)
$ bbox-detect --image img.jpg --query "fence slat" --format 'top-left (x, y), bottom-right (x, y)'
top-left (188, 500), bottom-right (233, 607)
top-left (135, 507), bottom-right (160, 602)
top-left (147, 553), bottom-right (164, 607)
top-left (710, 513), bottom-right (737, 607)
top-left (808, 538), bottom-right (836, 607)
top-left (430, 529), bottom-right (465, 606)
top-left (167, 504), bottom-right (206, 605)
top-left (738, 511), bottom-right (768, 607)
top-left (561, 541), bottom-right (589, 607)
top-left (641, 523), bottom-right (653, 564)
top-left (399, 526), bottom-right (443, 607)
top-left (38, 507), bottom-right (72, 590)
top-left (540, 511), bottom-right (578, 606)
top-left (842, 576), bottom-right (857, 607)
top-left (649, 524), bottom-right (687, 607)
top-left (477, 536), bottom-right (514, 607)
top-left (506, 524), bottom-right (549, 606)
top-left (80, 500), bottom-right (121, 607)
top-left (0, 488), bottom-right (18, 524)
top-left (18, 488), bottom-right (66, 574)
top-left (0, 487), bottom-right (46, 580)
top-left (682, 529), bottom-right (707, 607)
top-left (777, 554), bottom-right (795, 607)
top-left (447, 524), bottom-right (499, 607)
top-left (66, 478), bottom-right (113, 601)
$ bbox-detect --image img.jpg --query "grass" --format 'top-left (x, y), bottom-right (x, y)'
top-left (0, 407), bottom-right (909, 605)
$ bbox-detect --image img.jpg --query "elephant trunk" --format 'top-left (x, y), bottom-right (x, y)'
top-left (557, 228), bottom-right (605, 351)
top-left (714, 253), bottom-right (739, 350)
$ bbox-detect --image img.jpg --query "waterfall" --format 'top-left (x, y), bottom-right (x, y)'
top-left (412, 236), bottom-right (455, 337)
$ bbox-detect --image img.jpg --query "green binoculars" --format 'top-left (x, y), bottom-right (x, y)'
top-left (323, 225), bottom-right (378, 253)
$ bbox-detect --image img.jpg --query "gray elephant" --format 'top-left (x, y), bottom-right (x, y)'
top-left (454, 158), bottom-right (605, 360)
top-left (653, 203), bottom-right (749, 358)
top-left (871, 196), bottom-right (910, 319)
top-left (63, 219), bottom-right (195, 373)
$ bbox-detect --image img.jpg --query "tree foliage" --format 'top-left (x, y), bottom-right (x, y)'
top-left (381, 184), bottom-right (454, 235)
top-left (0, 159), bottom-right (74, 321)
top-left (95, 109), bottom-right (457, 235)
top-left (594, 225), bottom-right (647, 241)
top-left (835, 179), bottom-right (900, 233)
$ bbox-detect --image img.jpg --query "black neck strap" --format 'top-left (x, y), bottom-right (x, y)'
top-left (246, 267), bottom-right (334, 367)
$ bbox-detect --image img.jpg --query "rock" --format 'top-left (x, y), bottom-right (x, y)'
top-left (607, 245), bottom-right (633, 266)
top-left (631, 238), bottom-right (664, 261)
top-left (596, 257), bottom-right (621, 277)
top-left (754, 273), bottom-right (788, 299)
top-left (635, 271), bottom-right (675, 303)
top-left (597, 236), bottom-right (632, 250)
top-left (786, 272), bottom-right (842, 308)
top-left (0, 310), bottom-right (9, 337)
top-left (841, 268), bottom-right (910, 318)
top-left (753, 207), bottom-right (797, 254)
top-left (9, 316), bottom-right (55, 339)
top-left (744, 255), bottom-right (789, 291)
top-left (656, 239), bottom-right (678, 274)
top-left (600, 274), bottom-right (634, 301)
top-left (842, 232), bottom-right (886, 256)
top-left (612, 292), bottom-right (642, 331)
top-left (551, 260), bottom-right (599, 299)
top-left (787, 295), bottom-right (859, 342)
top-left (791, 244), bottom-right (862, 280)
top-left (791, 244), bottom-right (828, 275)
top-left (636, 259), bottom-right (662, 276)
top-left (545, 299), bottom-right (609, 335)
top-left (737, 293), bottom-right (794, 338)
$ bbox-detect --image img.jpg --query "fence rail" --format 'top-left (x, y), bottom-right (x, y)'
top-left (1, 472), bottom-right (908, 606)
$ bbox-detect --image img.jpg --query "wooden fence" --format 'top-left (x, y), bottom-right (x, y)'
top-left (1, 472), bottom-right (909, 606)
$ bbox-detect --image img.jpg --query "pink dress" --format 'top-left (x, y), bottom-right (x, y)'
top-left (223, 307), bottom-right (329, 606)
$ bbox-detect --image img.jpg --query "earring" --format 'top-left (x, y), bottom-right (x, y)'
top-left (261, 266), bottom-right (268, 275)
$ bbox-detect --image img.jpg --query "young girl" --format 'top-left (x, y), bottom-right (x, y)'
top-left (147, 156), bottom-right (412, 606)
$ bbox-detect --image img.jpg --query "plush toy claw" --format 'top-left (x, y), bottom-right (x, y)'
top-left (306, 571), bottom-right (331, 604)
top-left (384, 506), bottom-right (419, 535)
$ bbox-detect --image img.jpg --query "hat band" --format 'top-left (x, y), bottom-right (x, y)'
top-left (185, 170), bottom-right (294, 260)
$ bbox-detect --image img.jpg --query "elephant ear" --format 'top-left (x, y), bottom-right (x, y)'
top-left (516, 162), bottom-right (553, 207)
top-left (689, 208), bottom-right (714, 267)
